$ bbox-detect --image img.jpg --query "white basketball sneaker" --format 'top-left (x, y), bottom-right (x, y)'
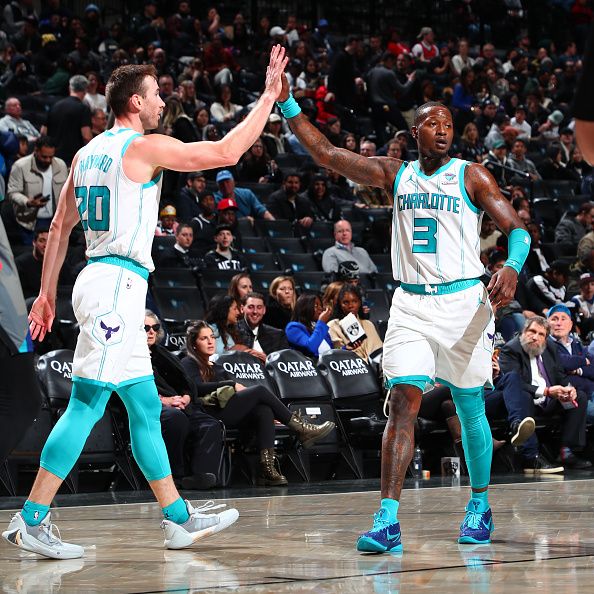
top-left (161, 500), bottom-right (239, 550)
top-left (2, 512), bottom-right (84, 559)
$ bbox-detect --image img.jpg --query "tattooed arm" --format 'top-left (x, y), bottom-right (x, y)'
top-left (278, 74), bottom-right (400, 193)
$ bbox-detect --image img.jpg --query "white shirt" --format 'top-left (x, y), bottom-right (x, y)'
top-left (510, 117), bottom-right (532, 139)
top-left (37, 164), bottom-right (54, 219)
top-left (251, 326), bottom-right (264, 353)
top-left (529, 355), bottom-right (547, 404)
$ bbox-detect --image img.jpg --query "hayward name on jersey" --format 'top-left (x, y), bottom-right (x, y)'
top-left (391, 158), bottom-right (484, 284)
top-left (73, 127), bottom-right (162, 272)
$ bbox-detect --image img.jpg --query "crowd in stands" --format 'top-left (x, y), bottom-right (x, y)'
top-left (3, 0), bottom-right (594, 486)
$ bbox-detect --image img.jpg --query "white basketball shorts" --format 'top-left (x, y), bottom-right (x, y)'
top-left (71, 261), bottom-right (153, 388)
top-left (382, 281), bottom-right (495, 392)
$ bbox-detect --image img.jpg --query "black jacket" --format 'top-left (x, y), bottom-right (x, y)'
top-left (180, 356), bottom-right (235, 403)
top-left (237, 318), bottom-right (289, 354)
top-left (262, 297), bottom-right (293, 330)
top-left (158, 246), bottom-right (200, 269)
top-left (266, 189), bottom-right (314, 222)
top-left (499, 336), bottom-right (568, 397)
top-left (150, 343), bottom-right (196, 399)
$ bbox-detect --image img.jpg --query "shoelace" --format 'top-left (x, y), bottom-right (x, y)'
top-left (39, 521), bottom-right (62, 546)
top-left (191, 500), bottom-right (227, 517)
top-left (462, 509), bottom-right (484, 530)
top-left (372, 509), bottom-right (391, 531)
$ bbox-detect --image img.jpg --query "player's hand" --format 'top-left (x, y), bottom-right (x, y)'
top-left (264, 44), bottom-right (289, 100)
top-left (487, 266), bottom-right (518, 309)
top-left (28, 294), bottom-right (55, 342)
top-left (278, 72), bottom-right (290, 103)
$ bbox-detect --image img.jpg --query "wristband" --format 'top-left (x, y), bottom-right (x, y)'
top-left (504, 227), bottom-right (531, 274)
top-left (276, 93), bottom-right (302, 119)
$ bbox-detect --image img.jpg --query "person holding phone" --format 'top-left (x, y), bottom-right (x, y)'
top-left (7, 136), bottom-right (68, 245)
top-left (286, 293), bottom-right (333, 358)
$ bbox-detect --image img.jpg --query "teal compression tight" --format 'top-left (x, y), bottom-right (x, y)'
top-left (40, 378), bottom-right (171, 481)
top-left (451, 386), bottom-right (492, 489)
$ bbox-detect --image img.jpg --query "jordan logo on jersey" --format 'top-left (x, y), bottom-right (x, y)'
top-left (100, 321), bottom-right (120, 341)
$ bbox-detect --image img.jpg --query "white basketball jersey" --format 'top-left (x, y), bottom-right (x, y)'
top-left (391, 158), bottom-right (484, 284)
top-left (73, 127), bottom-right (162, 271)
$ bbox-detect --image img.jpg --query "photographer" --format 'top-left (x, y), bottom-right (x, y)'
top-left (7, 136), bottom-right (67, 245)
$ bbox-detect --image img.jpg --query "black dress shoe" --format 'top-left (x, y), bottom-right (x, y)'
top-left (181, 473), bottom-right (217, 490)
top-left (523, 454), bottom-right (564, 474)
top-left (510, 417), bottom-right (535, 447)
top-left (559, 451), bottom-right (593, 470)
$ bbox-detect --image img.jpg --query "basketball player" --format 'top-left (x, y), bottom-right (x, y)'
top-left (275, 74), bottom-right (529, 552)
top-left (2, 46), bottom-right (288, 560)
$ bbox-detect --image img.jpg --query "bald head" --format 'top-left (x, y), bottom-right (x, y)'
top-left (414, 102), bottom-right (451, 126)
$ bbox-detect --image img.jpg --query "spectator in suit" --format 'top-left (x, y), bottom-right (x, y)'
top-left (525, 260), bottom-right (571, 315)
top-left (327, 283), bottom-right (382, 362)
top-left (524, 222), bottom-right (553, 278)
top-left (266, 173), bottom-right (314, 233)
top-left (181, 320), bottom-right (334, 486)
top-left (157, 223), bottom-right (200, 269)
top-left (286, 293), bottom-right (333, 357)
top-left (322, 220), bottom-right (378, 275)
top-left (237, 292), bottom-right (289, 355)
top-left (214, 169), bottom-right (275, 220)
top-left (145, 311), bottom-right (222, 490)
top-left (554, 201), bottom-right (594, 248)
top-left (228, 272), bottom-right (253, 304)
top-left (202, 224), bottom-right (246, 271)
top-left (548, 304), bottom-right (594, 422)
top-left (498, 316), bottom-right (590, 472)
top-left (263, 275), bottom-right (296, 330)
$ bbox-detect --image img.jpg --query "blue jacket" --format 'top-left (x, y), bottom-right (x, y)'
top-left (285, 320), bottom-right (332, 357)
top-left (215, 187), bottom-right (267, 218)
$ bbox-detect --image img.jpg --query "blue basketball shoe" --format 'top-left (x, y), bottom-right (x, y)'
top-left (356, 508), bottom-right (403, 553)
top-left (458, 501), bottom-right (494, 544)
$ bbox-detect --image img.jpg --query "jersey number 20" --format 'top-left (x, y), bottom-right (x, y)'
top-left (412, 217), bottom-right (437, 253)
top-left (75, 185), bottom-right (110, 231)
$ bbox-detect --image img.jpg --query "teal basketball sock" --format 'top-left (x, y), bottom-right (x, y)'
top-left (380, 498), bottom-right (400, 523)
top-left (469, 490), bottom-right (489, 513)
top-left (21, 500), bottom-right (50, 527)
top-left (162, 497), bottom-right (190, 525)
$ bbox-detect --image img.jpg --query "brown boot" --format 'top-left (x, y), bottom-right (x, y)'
top-left (287, 411), bottom-right (335, 448)
top-left (257, 449), bottom-right (288, 486)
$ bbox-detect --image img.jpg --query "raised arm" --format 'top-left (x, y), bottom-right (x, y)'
top-left (466, 162), bottom-right (529, 308)
top-left (29, 157), bottom-right (82, 341)
top-left (277, 74), bottom-right (399, 192)
top-left (138, 45), bottom-right (288, 173)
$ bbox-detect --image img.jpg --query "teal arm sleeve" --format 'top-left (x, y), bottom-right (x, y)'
top-left (505, 227), bottom-right (531, 274)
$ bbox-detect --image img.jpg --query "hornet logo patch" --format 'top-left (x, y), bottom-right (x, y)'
top-left (100, 320), bottom-right (120, 341)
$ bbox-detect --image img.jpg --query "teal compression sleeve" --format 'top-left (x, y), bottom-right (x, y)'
top-left (505, 227), bottom-right (531, 274)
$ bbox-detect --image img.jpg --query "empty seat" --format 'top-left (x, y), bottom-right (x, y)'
top-left (153, 287), bottom-right (205, 329)
top-left (152, 268), bottom-right (198, 289)
top-left (364, 289), bottom-right (391, 322)
top-left (306, 237), bottom-right (334, 253)
top-left (308, 221), bottom-right (334, 239)
top-left (241, 236), bottom-right (268, 253)
top-left (544, 180), bottom-right (577, 199)
top-left (372, 273), bottom-right (399, 293)
top-left (268, 237), bottom-right (307, 254)
top-left (294, 271), bottom-right (329, 292)
top-left (250, 270), bottom-right (281, 292)
top-left (151, 235), bottom-right (176, 262)
top-left (245, 252), bottom-right (281, 272)
top-left (370, 254), bottom-right (391, 274)
top-left (256, 219), bottom-right (296, 238)
top-left (279, 253), bottom-right (321, 273)
top-left (240, 182), bottom-right (280, 200)
top-left (198, 268), bottom-right (239, 289)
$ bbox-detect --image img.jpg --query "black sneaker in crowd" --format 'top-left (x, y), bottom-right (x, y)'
top-left (181, 473), bottom-right (218, 490)
top-left (558, 451), bottom-right (593, 470)
top-left (510, 417), bottom-right (535, 447)
top-left (523, 455), bottom-right (564, 475)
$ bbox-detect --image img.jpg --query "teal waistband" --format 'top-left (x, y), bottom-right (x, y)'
top-left (88, 255), bottom-right (149, 281)
top-left (400, 278), bottom-right (480, 296)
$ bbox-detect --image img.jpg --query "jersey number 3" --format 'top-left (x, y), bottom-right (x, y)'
top-left (412, 217), bottom-right (437, 253)
top-left (75, 185), bottom-right (110, 231)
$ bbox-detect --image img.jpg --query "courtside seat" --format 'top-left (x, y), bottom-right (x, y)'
top-left (214, 351), bottom-right (277, 392)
